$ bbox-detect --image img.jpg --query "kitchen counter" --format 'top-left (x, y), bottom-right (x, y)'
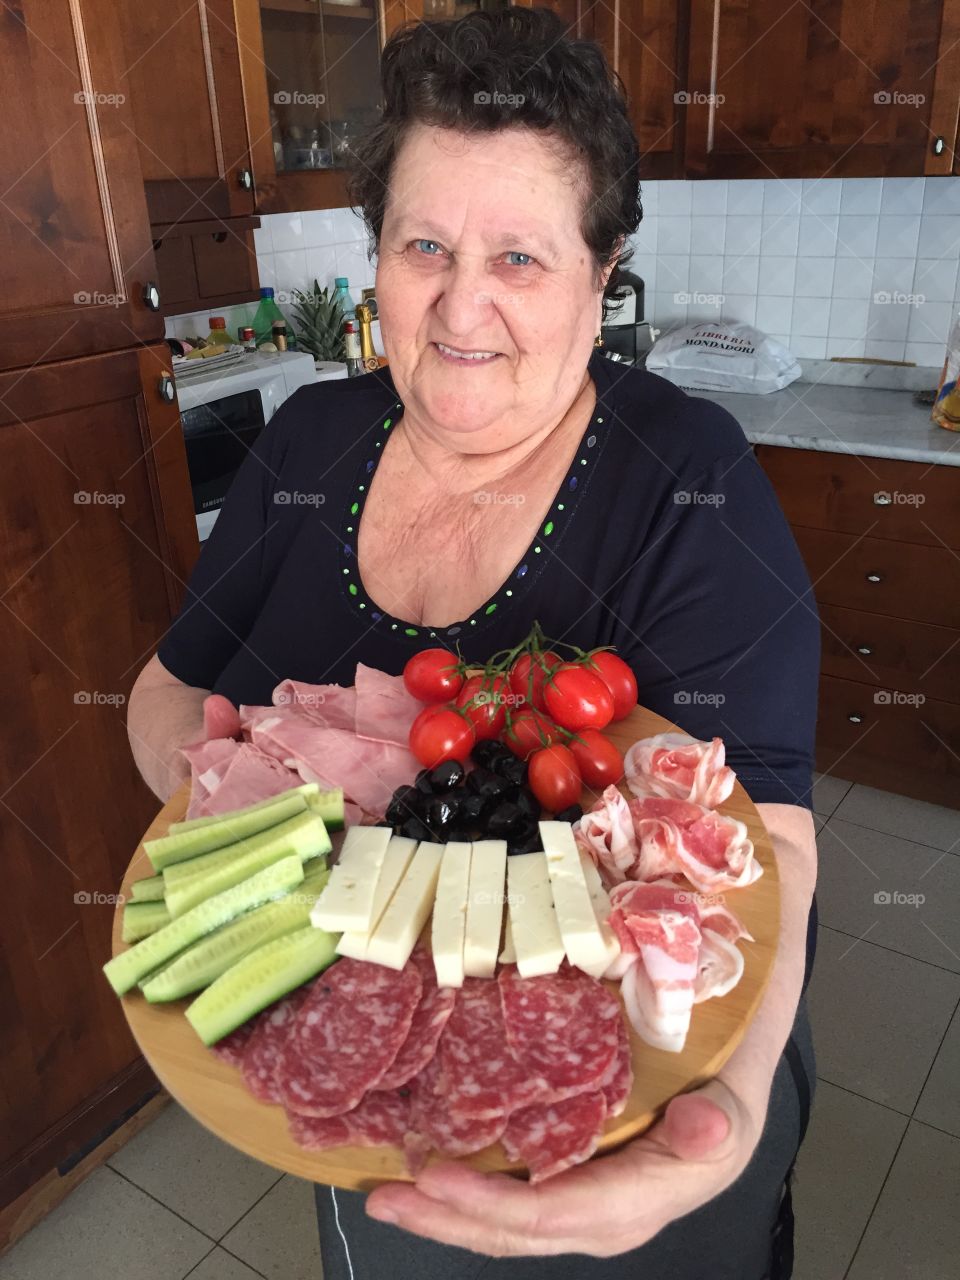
top-left (684, 378), bottom-right (960, 467)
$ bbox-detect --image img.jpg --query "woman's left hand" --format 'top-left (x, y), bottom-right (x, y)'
top-left (365, 1070), bottom-right (764, 1257)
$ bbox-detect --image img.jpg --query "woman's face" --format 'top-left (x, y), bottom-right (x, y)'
top-left (376, 124), bottom-right (607, 448)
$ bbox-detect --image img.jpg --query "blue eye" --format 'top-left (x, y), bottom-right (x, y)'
top-left (413, 239), bottom-right (442, 255)
top-left (504, 251), bottom-right (533, 267)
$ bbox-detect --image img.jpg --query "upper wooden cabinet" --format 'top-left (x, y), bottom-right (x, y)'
top-left (0, 0), bottom-right (164, 372)
top-left (684, 0), bottom-right (960, 178)
top-left (121, 0), bottom-right (256, 223)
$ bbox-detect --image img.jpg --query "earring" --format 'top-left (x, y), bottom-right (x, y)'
top-left (594, 332), bottom-right (604, 347)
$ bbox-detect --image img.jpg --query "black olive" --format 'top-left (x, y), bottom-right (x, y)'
top-left (494, 754), bottom-right (528, 787)
top-left (400, 817), bottom-right (432, 841)
top-left (446, 825), bottom-right (473, 843)
top-left (471, 739), bottom-right (513, 770)
top-left (485, 801), bottom-right (524, 839)
top-left (513, 787), bottom-right (540, 820)
top-left (507, 829), bottom-right (542, 855)
top-left (426, 795), bottom-right (460, 833)
top-left (428, 759), bottom-right (465, 792)
top-left (385, 784), bottom-right (422, 827)
top-left (466, 767), bottom-right (510, 802)
top-left (554, 803), bottom-right (584, 825)
top-left (458, 792), bottom-right (486, 826)
top-left (414, 768), bottom-right (435, 795)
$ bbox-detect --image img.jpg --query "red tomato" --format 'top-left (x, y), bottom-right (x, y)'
top-left (403, 649), bottom-right (464, 703)
top-left (502, 707), bottom-right (559, 760)
top-left (528, 744), bottom-right (582, 813)
top-left (542, 663), bottom-right (614, 731)
top-left (408, 704), bottom-right (475, 767)
top-left (508, 650), bottom-right (561, 711)
top-left (585, 651), bottom-right (638, 721)
top-left (568, 729), bottom-right (624, 789)
top-left (456, 673), bottom-right (510, 740)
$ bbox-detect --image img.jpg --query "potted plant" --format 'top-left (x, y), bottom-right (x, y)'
top-left (290, 280), bottom-right (348, 380)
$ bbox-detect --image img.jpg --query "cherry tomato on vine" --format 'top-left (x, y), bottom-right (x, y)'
top-left (528, 744), bottom-right (582, 813)
top-left (403, 649), bottom-right (464, 704)
top-left (502, 707), bottom-right (559, 760)
top-left (543, 663), bottom-right (614, 731)
top-left (408, 704), bottom-right (475, 767)
top-left (568, 729), bottom-right (624, 789)
top-left (508, 650), bottom-right (561, 711)
top-left (456, 673), bottom-right (510, 740)
top-left (585, 651), bottom-right (638, 721)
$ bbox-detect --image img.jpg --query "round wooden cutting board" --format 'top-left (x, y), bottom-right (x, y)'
top-left (111, 705), bottom-right (779, 1191)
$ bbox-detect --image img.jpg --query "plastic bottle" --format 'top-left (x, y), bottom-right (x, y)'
top-left (252, 288), bottom-right (289, 347)
top-left (206, 316), bottom-right (233, 347)
top-left (333, 277), bottom-right (354, 317)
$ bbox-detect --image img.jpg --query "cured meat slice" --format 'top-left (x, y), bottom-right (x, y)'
top-left (629, 795), bottom-right (761, 892)
top-left (502, 1091), bottom-right (608, 1183)
top-left (498, 965), bottom-right (621, 1094)
top-left (437, 977), bottom-right (550, 1120)
top-left (575, 785), bottom-right (638, 884)
top-left (271, 680), bottom-right (358, 731)
top-left (599, 1017), bottom-right (633, 1118)
top-left (199, 742), bottom-right (302, 818)
top-left (404, 1055), bottom-right (507, 1173)
top-left (354, 664), bottom-right (425, 747)
top-left (625, 733), bottom-right (736, 809)
top-left (179, 737), bottom-right (242, 818)
top-left (279, 959), bottom-right (422, 1117)
top-left (210, 1018), bottom-right (257, 1068)
top-left (374, 948), bottom-right (456, 1092)
top-left (241, 987), bottom-right (311, 1102)
top-left (288, 1088), bottom-right (412, 1151)
top-left (693, 931), bottom-right (746, 1003)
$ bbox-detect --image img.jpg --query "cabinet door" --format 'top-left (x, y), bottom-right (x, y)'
top-left (0, 346), bottom-right (198, 1207)
top-left (685, 0), bottom-right (960, 178)
top-left (121, 0), bottom-right (255, 223)
top-left (0, 0), bottom-right (163, 371)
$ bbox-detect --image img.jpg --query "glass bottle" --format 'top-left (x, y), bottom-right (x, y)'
top-left (206, 316), bottom-right (233, 347)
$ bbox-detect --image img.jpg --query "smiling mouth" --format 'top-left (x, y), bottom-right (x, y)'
top-left (433, 341), bottom-right (502, 363)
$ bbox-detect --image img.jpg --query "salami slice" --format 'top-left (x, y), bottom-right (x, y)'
top-left (279, 959), bottom-right (422, 1118)
top-left (502, 1091), bottom-right (608, 1183)
top-left (241, 987), bottom-right (311, 1102)
top-left (498, 964), bottom-right (621, 1094)
top-left (600, 1017), bottom-right (633, 1119)
top-left (287, 1111), bottom-right (352, 1150)
top-left (374, 948), bottom-right (456, 1092)
top-left (210, 1018), bottom-right (257, 1068)
top-left (288, 1088), bottom-right (412, 1151)
top-left (404, 1055), bottom-right (507, 1174)
top-left (437, 977), bottom-right (549, 1120)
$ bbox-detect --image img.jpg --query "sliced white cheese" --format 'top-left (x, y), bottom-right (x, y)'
top-left (498, 914), bottom-right (517, 966)
top-left (507, 852), bottom-right (565, 978)
top-left (463, 839), bottom-right (507, 979)
top-left (365, 840), bottom-right (444, 970)
top-left (578, 852), bottom-right (622, 978)
top-left (335, 835), bottom-right (417, 960)
top-left (539, 821), bottom-right (612, 973)
top-left (431, 841), bottom-right (473, 988)
top-left (310, 825), bottom-right (392, 932)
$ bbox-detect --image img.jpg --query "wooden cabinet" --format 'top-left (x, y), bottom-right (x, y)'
top-left (757, 445), bottom-right (960, 808)
top-left (685, 0), bottom-right (960, 178)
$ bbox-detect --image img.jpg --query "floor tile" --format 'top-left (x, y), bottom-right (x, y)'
top-left (834, 784), bottom-right (960, 853)
top-left (807, 927), bottom-right (960, 1111)
top-left (815, 820), bottom-right (960, 973)
top-left (793, 1081), bottom-right (907, 1280)
top-left (108, 1103), bottom-right (281, 1239)
top-left (221, 1177), bottom-right (320, 1280)
top-left (186, 1248), bottom-right (266, 1280)
top-left (0, 1167), bottom-right (209, 1280)
top-left (847, 1121), bottom-right (960, 1279)
top-left (812, 772), bottom-right (852, 818)
top-left (915, 1000), bottom-right (960, 1139)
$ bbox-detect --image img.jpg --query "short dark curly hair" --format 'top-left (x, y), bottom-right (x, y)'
top-left (347, 5), bottom-right (642, 319)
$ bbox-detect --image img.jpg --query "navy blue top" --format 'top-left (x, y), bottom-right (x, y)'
top-left (159, 349), bottom-right (820, 810)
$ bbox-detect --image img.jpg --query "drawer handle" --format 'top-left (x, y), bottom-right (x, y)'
top-left (933, 135), bottom-right (946, 156)
top-left (856, 645), bottom-right (873, 656)
top-left (158, 374), bottom-right (176, 404)
top-left (865, 572), bottom-right (883, 583)
top-left (142, 280), bottom-right (160, 311)
top-left (847, 713), bottom-right (863, 725)
top-left (238, 168), bottom-right (253, 191)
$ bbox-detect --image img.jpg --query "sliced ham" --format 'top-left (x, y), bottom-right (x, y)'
top-left (197, 742), bottom-right (302, 818)
top-left (574, 785), bottom-right (638, 884)
top-left (271, 679), bottom-right (358, 731)
top-left (625, 733), bottom-right (736, 809)
top-left (179, 737), bottom-right (243, 818)
top-left (354, 663), bottom-right (425, 746)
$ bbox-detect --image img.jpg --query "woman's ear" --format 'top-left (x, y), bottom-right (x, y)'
top-left (600, 236), bottom-right (626, 292)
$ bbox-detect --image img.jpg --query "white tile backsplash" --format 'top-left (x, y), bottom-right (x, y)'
top-left (166, 178), bottom-right (960, 367)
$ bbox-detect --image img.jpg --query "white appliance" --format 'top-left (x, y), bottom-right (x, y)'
top-left (175, 350), bottom-right (318, 542)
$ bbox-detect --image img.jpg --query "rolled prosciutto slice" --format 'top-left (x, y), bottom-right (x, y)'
top-left (625, 733), bottom-right (736, 809)
top-left (574, 785), bottom-right (639, 883)
top-left (629, 795), bottom-right (761, 892)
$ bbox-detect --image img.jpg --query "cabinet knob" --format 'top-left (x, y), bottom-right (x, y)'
top-left (142, 281), bottom-right (161, 311)
top-left (238, 168), bottom-right (253, 190)
top-left (873, 492), bottom-right (893, 506)
top-left (856, 644), bottom-right (873, 656)
top-left (865, 572), bottom-right (883, 583)
top-left (933, 135), bottom-right (946, 156)
top-left (158, 374), bottom-right (176, 404)
top-left (847, 713), bottom-right (863, 725)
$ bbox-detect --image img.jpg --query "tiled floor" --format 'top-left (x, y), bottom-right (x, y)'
top-left (2, 779), bottom-right (958, 1280)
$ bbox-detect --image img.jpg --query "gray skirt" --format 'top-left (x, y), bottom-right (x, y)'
top-left (313, 999), bottom-right (815, 1280)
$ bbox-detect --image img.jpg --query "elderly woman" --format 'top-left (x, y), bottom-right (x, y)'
top-left (129, 8), bottom-right (818, 1278)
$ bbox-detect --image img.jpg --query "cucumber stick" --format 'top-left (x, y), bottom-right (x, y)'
top-left (186, 925), bottom-right (339, 1046)
top-left (140, 866), bottom-right (330, 1002)
top-left (130, 874), bottom-right (165, 902)
top-left (163, 815), bottom-right (329, 919)
top-left (145, 791), bottom-right (310, 870)
top-left (170, 785), bottom-right (320, 833)
top-left (122, 900), bottom-right (170, 943)
top-left (103, 856), bottom-right (305, 996)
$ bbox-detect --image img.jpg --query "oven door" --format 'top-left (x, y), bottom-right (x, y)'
top-left (179, 388), bottom-right (266, 542)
